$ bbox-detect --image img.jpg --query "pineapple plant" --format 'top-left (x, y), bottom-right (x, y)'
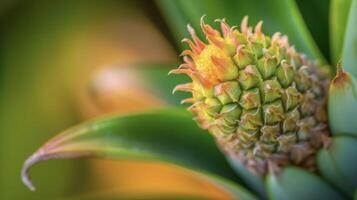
top-left (20, 0), bottom-right (357, 199)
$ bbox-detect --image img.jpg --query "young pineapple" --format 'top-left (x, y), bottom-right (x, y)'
top-left (171, 16), bottom-right (330, 176)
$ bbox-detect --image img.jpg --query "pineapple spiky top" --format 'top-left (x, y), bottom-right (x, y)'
top-left (171, 16), bottom-right (330, 176)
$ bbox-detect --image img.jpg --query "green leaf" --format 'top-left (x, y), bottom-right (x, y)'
top-left (225, 156), bottom-right (266, 199)
top-left (266, 167), bottom-right (344, 200)
top-left (201, 173), bottom-right (258, 200)
top-left (296, 0), bottom-right (330, 62)
top-left (22, 108), bottom-right (257, 200)
top-left (328, 67), bottom-right (357, 137)
top-left (155, 0), bottom-right (189, 50)
top-left (156, 0), bottom-right (326, 64)
top-left (317, 136), bottom-right (357, 197)
top-left (330, 0), bottom-right (352, 65)
top-left (341, 0), bottom-right (357, 77)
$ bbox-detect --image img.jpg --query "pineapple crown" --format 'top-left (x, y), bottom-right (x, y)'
top-left (171, 16), bottom-right (330, 176)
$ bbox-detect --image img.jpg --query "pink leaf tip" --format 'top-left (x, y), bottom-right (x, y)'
top-left (21, 151), bottom-right (43, 191)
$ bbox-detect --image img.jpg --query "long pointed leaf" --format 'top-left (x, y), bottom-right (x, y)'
top-left (226, 156), bottom-right (266, 199)
top-left (154, 0), bottom-right (188, 49)
top-left (341, 0), bottom-right (357, 77)
top-left (330, 0), bottom-right (352, 65)
top-left (156, 0), bottom-right (326, 64)
top-left (296, 0), bottom-right (331, 62)
top-left (22, 109), bottom-right (257, 200)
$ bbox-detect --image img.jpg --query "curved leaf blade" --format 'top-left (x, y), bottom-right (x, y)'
top-left (154, 0), bottom-right (188, 49)
top-left (156, 0), bottom-right (326, 64)
top-left (266, 167), bottom-right (344, 200)
top-left (201, 173), bottom-right (257, 200)
top-left (225, 156), bottom-right (266, 199)
top-left (342, 0), bottom-right (357, 77)
top-left (296, 0), bottom-right (330, 62)
top-left (317, 136), bottom-right (357, 197)
top-left (22, 108), bottom-right (257, 200)
top-left (330, 0), bottom-right (352, 65)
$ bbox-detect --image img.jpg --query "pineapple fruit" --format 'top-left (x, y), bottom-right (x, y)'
top-left (171, 16), bottom-right (331, 176)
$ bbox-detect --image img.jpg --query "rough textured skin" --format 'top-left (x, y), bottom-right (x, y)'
top-left (171, 17), bottom-right (330, 176)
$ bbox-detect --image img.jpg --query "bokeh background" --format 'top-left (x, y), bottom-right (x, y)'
top-left (0, 1), bottom-right (232, 199)
top-left (0, 0), bottom-right (332, 199)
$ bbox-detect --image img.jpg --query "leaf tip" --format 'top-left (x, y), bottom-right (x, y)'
top-left (331, 63), bottom-right (353, 88)
top-left (21, 152), bottom-right (42, 191)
